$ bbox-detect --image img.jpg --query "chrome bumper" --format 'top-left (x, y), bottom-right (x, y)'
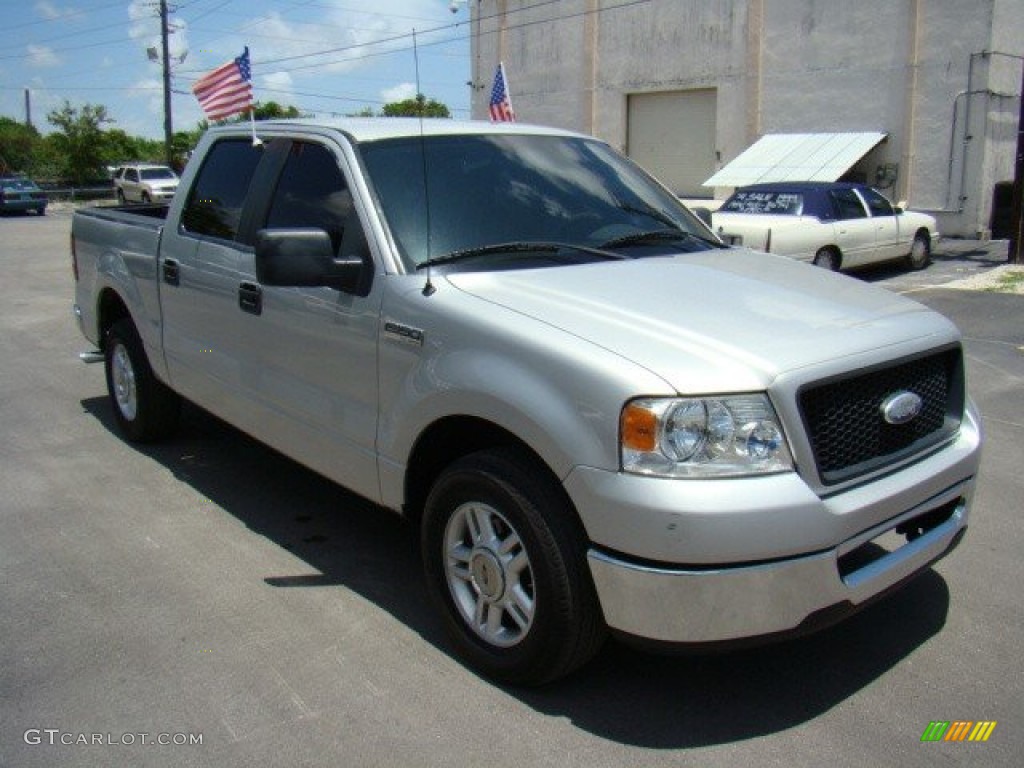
top-left (588, 481), bottom-right (972, 644)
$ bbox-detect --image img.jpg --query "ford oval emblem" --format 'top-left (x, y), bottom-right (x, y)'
top-left (881, 391), bottom-right (923, 425)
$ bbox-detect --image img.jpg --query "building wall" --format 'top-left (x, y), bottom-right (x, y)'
top-left (472, 0), bottom-right (1023, 237)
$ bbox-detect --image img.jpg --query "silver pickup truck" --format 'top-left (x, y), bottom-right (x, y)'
top-left (73, 119), bottom-right (982, 685)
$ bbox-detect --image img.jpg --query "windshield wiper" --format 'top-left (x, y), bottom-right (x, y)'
top-left (600, 228), bottom-right (726, 250)
top-left (415, 241), bottom-right (627, 270)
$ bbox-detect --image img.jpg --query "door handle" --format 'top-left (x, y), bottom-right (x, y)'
top-left (238, 282), bottom-right (262, 315)
top-left (162, 259), bottom-right (180, 286)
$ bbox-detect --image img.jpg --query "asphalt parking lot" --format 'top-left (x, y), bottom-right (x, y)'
top-left (1, 210), bottom-right (1021, 767)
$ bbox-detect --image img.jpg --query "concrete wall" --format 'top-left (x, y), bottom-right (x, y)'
top-left (472, 0), bottom-right (1023, 237)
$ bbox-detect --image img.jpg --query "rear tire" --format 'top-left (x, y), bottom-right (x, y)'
top-left (422, 448), bottom-right (606, 685)
top-left (813, 247), bottom-right (841, 271)
top-left (104, 318), bottom-right (180, 442)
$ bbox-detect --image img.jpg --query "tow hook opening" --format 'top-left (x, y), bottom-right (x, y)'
top-left (837, 498), bottom-right (961, 579)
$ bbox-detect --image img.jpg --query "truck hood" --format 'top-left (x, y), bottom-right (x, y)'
top-left (445, 250), bottom-right (956, 393)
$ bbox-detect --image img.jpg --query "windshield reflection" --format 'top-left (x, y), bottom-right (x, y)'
top-left (359, 134), bottom-right (711, 269)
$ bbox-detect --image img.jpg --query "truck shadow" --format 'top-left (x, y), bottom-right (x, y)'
top-left (81, 396), bottom-right (951, 749)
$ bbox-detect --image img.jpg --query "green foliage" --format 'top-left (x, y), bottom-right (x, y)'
top-left (101, 128), bottom-right (164, 167)
top-left (381, 94), bottom-right (451, 118)
top-left (46, 101), bottom-right (113, 184)
top-left (0, 117), bottom-right (40, 174)
top-left (250, 101), bottom-right (303, 120)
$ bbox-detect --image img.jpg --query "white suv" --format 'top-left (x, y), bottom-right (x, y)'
top-left (113, 164), bottom-right (179, 204)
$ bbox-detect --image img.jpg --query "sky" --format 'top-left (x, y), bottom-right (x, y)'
top-left (0, 0), bottom-right (474, 139)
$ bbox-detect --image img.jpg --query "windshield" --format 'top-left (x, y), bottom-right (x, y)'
top-left (359, 134), bottom-right (714, 269)
top-left (141, 168), bottom-right (177, 181)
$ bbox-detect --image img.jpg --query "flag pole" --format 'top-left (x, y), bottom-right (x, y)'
top-left (249, 108), bottom-right (261, 147)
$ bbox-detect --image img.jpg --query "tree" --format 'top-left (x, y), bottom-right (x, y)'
top-left (46, 101), bottom-right (113, 184)
top-left (381, 94), bottom-right (451, 118)
top-left (101, 129), bottom-right (164, 168)
top-left (250, 101), bottom-right (303, 120)
top-left (0, 117), bottom-right (40, 174)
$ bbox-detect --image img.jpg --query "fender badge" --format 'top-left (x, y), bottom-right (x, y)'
top-left (384, 321), bottom-right (424, 347)
top-left (881, 391), bottom-right (923, 425)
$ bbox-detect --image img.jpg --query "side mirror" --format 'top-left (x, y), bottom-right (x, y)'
top-left (255, 228), bottom-right (371, 295)
top-left (893, 206), bottom-right (904, 215)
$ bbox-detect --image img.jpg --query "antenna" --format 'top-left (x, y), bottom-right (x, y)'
top-left (413, 29), bottom-right (436, 297)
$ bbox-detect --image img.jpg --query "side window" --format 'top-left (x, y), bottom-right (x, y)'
top-left (859, 188), bottom-right (894, 217)
top-left (265, 142), bottom-right (366, 257)
top-left (830, 189), bottom-right (868, 220)
top-left (126, 169), bottom-right (138, 183)
top-left (181, 140), bottom-right (263, 240)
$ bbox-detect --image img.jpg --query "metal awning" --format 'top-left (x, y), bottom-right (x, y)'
top-left (703, 132), bottom-right (887, 187)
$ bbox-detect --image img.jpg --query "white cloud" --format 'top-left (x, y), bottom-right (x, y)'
top-left (27, 45), bottom-right (60, 68)
top-left (262, 70), bottom-right (295, 101)
top-left (381, 82), bottom-right (417, 103)
top-left (127, 1), bottom-right (189, 62)
top-left (35, 1), bottom-right (73, 21)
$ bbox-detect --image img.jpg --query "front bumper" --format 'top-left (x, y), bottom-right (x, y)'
top-left (568, 402), bottom-right (981, 644)
top-left (0, 197), bottom-right (46, 212)
top-left (588, 482), bottom-right (970, 643)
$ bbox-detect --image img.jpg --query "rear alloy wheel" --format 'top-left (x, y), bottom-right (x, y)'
top-left (813, 247), bottom-right (840, 271)
top-left (104, 318), bottom-right (180, 442)
top-left (907, 232), bottom-right (931, 271)
top-left (422, 449), bottom-right (605, 685)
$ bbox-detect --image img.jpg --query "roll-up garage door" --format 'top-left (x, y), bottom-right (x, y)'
top-left (627, 88), bottom-right (717, 198)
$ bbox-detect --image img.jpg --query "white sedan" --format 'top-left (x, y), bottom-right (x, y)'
top-left (710, 181), bottom-right (938, 271)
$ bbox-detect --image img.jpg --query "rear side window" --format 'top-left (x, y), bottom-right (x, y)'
top-left (181, 140), bottom-right (263, 240)
top-left (720, 190), bottom-right (803, 215)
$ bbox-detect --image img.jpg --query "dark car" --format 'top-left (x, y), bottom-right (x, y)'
top-left (0, 175), bottom-right (48, 216)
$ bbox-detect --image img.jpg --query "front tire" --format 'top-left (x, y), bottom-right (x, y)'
top-left (422, 449), bottom-right (605, 685)
top-left (906, 231), bottom-right (931, 271)
top-left (104, 318), bottom-right (180, 442)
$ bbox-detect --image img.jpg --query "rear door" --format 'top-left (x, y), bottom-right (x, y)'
top-left (159, 138), bottom-right (267, 421)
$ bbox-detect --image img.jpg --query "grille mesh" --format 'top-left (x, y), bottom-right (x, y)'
top-left (799, 348), bottom-right (962, 484)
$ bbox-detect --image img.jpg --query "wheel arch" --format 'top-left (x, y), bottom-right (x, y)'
top-left (403, 416), bottom-right (583, 532)
top-left (96, 287), bottom-right (132, 349)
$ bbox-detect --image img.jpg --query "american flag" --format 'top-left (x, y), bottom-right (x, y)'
top-left (192, 47), bottom-right (253, 122)
top-left (488, 63), bottom-right (515, 122)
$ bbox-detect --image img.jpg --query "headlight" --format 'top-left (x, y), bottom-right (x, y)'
top-left (620, 394), bottom-right (793, 478)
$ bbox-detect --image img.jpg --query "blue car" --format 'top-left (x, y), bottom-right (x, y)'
top-left (0, 176), bottom-right (48, 215)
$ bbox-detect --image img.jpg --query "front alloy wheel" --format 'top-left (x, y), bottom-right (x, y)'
top-left (444, 501), bottom-right (535, 648)
top-left (422, 449), bottom-right (606, 685)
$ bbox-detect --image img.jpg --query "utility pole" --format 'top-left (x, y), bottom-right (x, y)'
top-left (160, 0), bottom-right (173, 166)
top-left (24, 88), bottom-right (32, 128)
top-left (1010, 61), bottom-right (1024, 264)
